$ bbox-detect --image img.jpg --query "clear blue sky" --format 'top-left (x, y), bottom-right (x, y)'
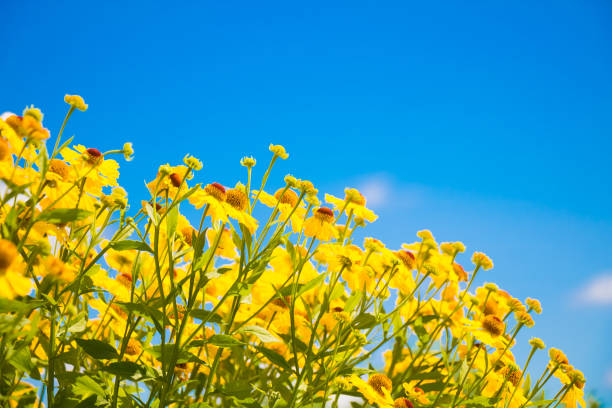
top-left (4, 0), bottom-right (612, 403)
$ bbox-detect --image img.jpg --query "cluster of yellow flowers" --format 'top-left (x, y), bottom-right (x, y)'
top-left (0, 95), bottom-right (587, 408)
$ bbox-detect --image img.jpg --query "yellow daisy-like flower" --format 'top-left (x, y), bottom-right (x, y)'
top-left (303, 207), bottom-right (338, 242)
top-left (325, 187), bottom-right (377, 223)
top-left (0, 239), bottom-right (32, 299)
top-left (61, 145), bottom-right (119, 196)
top-left (472, 251), bottom-right (494, 270)
top-left (206, 227), bottom-right (238, 259)
top-left (255, 188), bottom-right (305, 233)
top-left (64, 94), bottom-right (88, 111)
top-left (190, 183), bottom-right (258, 233)
top-left (6, 113), bottom-right (50, 141)
top-left (402, 383), bottom-right (429, 405)
top-left (147, 164), bottom-right (191, 198)
top-left (461, 315), bottom-right (508, 349)
top-left (349, 375), bottom-right (394, 408)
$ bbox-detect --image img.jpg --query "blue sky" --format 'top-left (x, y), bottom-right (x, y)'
top-left (3, 0), bottom-right (612, 403)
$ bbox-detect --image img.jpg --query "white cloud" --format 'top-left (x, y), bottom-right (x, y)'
top-left (336, 395), bottom-right (362, 407)
top-left (357, 174), bottom-right (392, 207)
top-left (576, 272), bottom-right (612, 305)
top-left (605, 368), bottom-right (612, 387)
top-left (1, 112), bottom-right (15, 120)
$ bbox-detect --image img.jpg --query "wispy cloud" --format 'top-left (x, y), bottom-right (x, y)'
top-left (575, 272), bottom-right (612, 306)
top-left (357, 174), bottom-right (392, 207)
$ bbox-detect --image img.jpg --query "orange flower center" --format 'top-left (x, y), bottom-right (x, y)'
top-left (482, 315), bottom-right (505, 337)
top-left (117, 273), bottom-right (133, 288)
top-left (394, 398), bottom-right (414, 408)
top-left (274, 188), bottom-right (298, 206)
top-left (86, 148), bottom-right (103, 165)
top-left (49, 158), bottom-right (70, 180)
top-left (368, 374), bottom-right (392, 396)
top-left (314, 207), bottom-right (334, 223)
top-left (396, 250), bottom-right (416, 269)
top-left (205, 183), bottom-right (226, 201)
top-left (226, 188), bottom-right (248, 211)
top-left (169, 173), bottom-right (182, 188)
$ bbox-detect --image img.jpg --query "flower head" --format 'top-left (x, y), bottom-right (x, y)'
top-left (529, 337), bottom-right (546, 349)
top-left (472, 251), bottom-right (494, 270)
top-left (368, 374), bottom-right (392, 395)
top-left (269, 144), bottom-right (289, 159)
top-left (394, 398), bottom-right (414, 408)
top-left (0, 239), bottom-right (18, 271)
top-left (64, 94), bottom-right (88, 111)
top-left (240, 156), bottom-right (256, 167)
top-left (482, 315), bottom-right (505, 337)
top-left (122, 142), bottom-right (134, 161)
top-left (226, 188), bottom-right (248, 211)
top-left (526, 297), bottom-right (542, 314)
top-left (183, 154), bottom-right (203, 171)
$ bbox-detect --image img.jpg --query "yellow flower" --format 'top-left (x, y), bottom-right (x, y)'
top-left (514, 311), bottom-right (535, 327)
top-left (561, 369), bottom-right (586, 408)
top-left (61, 145), bottom-right (120, 196)
top-left (349, 375), bottom-right (394, 408)
top-left (6, 113), bottom-right (50, 140)
top-left (190, 183), bottom-right (258, 233)
top-left (0, 239), bottom-right (31, 299)
top-left (325, 187), bottom-right (377, 223)
top-left (64, 94), bottom-right (88, 111)
top-left (206, 227), bottom-right (237, 259)
top-left (240, 156), bottom-right (256, 167)
top-left (147, 164), bottom-right (190, 198)
top-left (269, 144), bottom-right (289, 159)
top-left (38, 256), bottom-right (75, 282)
top-left (402, 383), bottom-right (429, 405)
top-left (472, 251), bottom-right (494, 270)
top-left (183, 153), bottom-right (202, 171)
top-left (122, 142), bottom-right (134, 161)
top-left (461, 315), bottom-right (508, 348)
top-left (525, 297), bottom-right (542, 314)
top-left (529, 337), bottom-right (546, 349)
top-left (368, 374), bottom-right (392, 395)
top-left (255, 188), bottom-right (305, 233)
top-left (303, 207), bottom-right (338, 242)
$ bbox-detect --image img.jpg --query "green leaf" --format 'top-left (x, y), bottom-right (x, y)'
top-left (109, 240), bottom-right (153, 252)
top-left (144, 202), bottom-right (159, 226)
top-left (74, 395), bottom-right (97, 408)
top-left (256, 346), bottom-right (292, 371)
top-left (73, 375), bottom-right (106, 398)
top-left (207, 334), bottom-right (244, 348)
top-left (76, 338), bottom-right (119, 360)
top-left (166, 205), bottom-right (179, 238)
top-left (103, 361), bottom-right (143, 378)
top-left (0, 298), bottom-right (44, 314)
top-left (526, 400), bottom-right (556, 407)
top-left (523, 372), bottom-right (531, 396)
top-left (59, 313), bottom-right (87, 335)
top-left (38, 208), bottom-right (92, 224)
top-left (462, 396), bottom-right (496, 407)
top-left (189, 309), bottom-right (223, 324)
top-left (238, 325), bottom-right (279, 343)
top-left (117, 301), bottom-right (164, 333)
top-left (344, 290), bottom-right (362, 313)
top-left (296, 273), bottom-right (326, 297)
top-left (9, 346), bottom-right (40, 379)
top-left (351, 313), bottom-right (377, 330)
